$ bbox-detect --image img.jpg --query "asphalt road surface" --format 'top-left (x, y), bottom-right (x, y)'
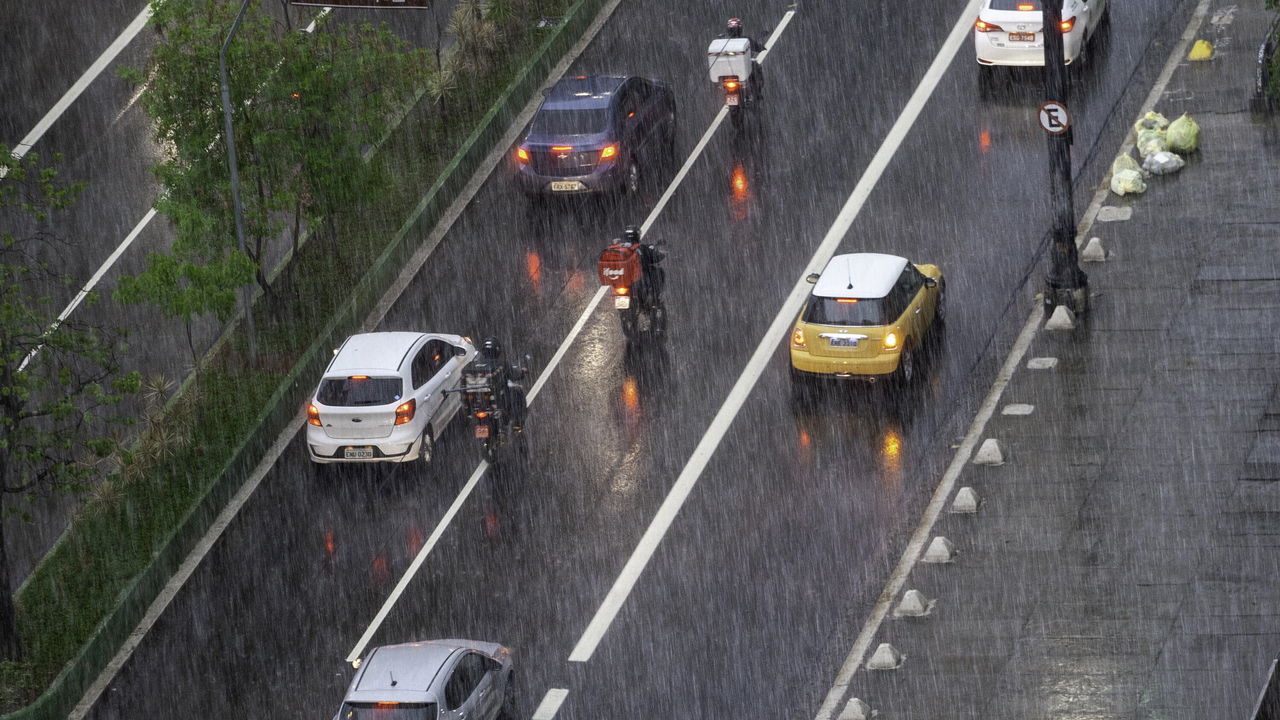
top-left (10, 0), bottom-right (1198, 717)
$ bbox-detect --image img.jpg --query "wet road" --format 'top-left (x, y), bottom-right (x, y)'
top-left (26, 0), bottom-right (1197, 717)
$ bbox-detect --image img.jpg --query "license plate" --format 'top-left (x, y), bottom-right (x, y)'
top-left (828, 337), bottom-right (860, 348)
top-left (550, 180), bottom-right (584, 192)
top-left (1008, 32), bottom-right (1035, 42)
top-left (726, 94), bottom-right (740, 107)
top-left (474, 424), bottom-right (491, 439)
top-left (614, 296), bottom-right (631, 309)
top-left (344, 446), bottom-right (374, 460)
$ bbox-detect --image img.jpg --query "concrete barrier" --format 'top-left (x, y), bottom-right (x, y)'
top-left (4, 1), bottom-right (607, 717)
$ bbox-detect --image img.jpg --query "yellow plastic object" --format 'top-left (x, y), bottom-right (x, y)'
top-left (1189, 39), bottom-right (1214, 61)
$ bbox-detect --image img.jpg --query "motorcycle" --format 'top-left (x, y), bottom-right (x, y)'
top-left (457, 359), bottom-right (530, 464)
top-left (598, 242), bottom-right (666, 342)
top-left (707, 36), bottom-right (758, 131)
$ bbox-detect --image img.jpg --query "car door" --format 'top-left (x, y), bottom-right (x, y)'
top-left (409, 338), bottom-right (452, 428)
top-left (616, 80), bottom-right (644, 159)
top-left (440, 652), bottom-right (499, 720)
top-left (897, 266), bottom-right (929, 340)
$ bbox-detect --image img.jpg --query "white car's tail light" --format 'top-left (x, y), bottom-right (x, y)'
top-left (394, 399), bottom-right (416, 425)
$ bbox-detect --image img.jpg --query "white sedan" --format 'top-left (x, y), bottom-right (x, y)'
top-left (974, 0), bottom-right (1108, 68)
top-left (306, 331), bottom-right (476, 467)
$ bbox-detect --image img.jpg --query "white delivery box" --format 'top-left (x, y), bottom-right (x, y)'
top-left (706, 38), bottom-right (752, 84)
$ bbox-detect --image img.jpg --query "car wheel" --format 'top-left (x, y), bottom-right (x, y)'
top-left (418, 428), bottom-right (435, 465)
top-left (897, 345), bottom-right (919, 387)
top-left (624, 159), bottom-right (640, 195)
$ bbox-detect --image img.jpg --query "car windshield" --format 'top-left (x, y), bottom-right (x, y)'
top-left (803, 297), bottom-right (887, 327)
top-left (317, 377), bottom-right (402, 407)
top-left (990, 0), bottom-right (1041, 9)
top-left (531, 108), bottom-right (609, 135)
top-left (339, 702), bottom-right (437, 720)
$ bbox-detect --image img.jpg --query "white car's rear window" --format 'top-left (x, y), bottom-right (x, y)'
top-left (317, 377), bottom-right (402, 407)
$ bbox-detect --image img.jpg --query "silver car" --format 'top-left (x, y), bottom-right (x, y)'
top-left (336, 640), bottom-right (517, 720)
top-left (306, 332), bottom-right (476, 467)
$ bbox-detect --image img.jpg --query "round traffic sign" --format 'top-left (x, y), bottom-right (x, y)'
top-left (1039, 101), bottom-right (1071, 135)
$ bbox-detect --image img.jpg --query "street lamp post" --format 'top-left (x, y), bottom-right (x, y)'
top-left (219, 0), bottom-right (258, 366)
top-left (1041, 0), bottom-right (1088, 314)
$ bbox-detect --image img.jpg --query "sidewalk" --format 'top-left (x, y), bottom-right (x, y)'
top-left (839, 0), bottom-right (1280, 717)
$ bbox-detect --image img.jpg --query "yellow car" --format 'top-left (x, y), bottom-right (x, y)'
top-left (789, 252), bottom-right (944, 389)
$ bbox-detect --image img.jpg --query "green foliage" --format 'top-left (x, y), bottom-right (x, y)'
top-left (119, 0), bottom-right (431, 321)
top-left (0, 147), bottom-right (139, 662)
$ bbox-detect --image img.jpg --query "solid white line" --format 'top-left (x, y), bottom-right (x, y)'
top-left (566, 0), bottom-right (982, 665)
top-left (812, 2), bottom-right (1215, 716)
top-left (531, 688), bottom-right (570, 720)
top-left (6, 5), bottom-right (153, 164)
top-left (345, 461), bottom-right (490, 663)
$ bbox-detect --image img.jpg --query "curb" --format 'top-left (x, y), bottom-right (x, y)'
top-left (4, 2), bottom-right (608, 717)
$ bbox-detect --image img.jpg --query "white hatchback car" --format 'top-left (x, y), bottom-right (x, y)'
top-left (306, 332), bottom-right (476, 467)
top-left (974, 0), bottom-right (1108, 68)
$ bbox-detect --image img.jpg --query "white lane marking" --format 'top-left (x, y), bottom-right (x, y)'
top-left (531, 688), bottom-right (570, 720)
top-left (18, 208), bottom-right (156, 372)
top-left (4, 5), bottom-right (153, 169)
top-left (345, 461), bottom-right (490, 663)
top-left (528, 286), bottom-right (607, 401)
top-left (813, 2), bottom-right (1215, 716)
top-left (69, 407), bottom-right (307, 720)
top-left (566, 1), bottom-right (978, 664)
top-left (639, 8), bottom-right (795, 235)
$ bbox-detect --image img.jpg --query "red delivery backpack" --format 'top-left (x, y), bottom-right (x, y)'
top-left (597, 243), bottom-right (642, 289)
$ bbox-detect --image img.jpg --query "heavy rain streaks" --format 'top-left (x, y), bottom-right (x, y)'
top-left (4, 0), bottom-right (1211, 718)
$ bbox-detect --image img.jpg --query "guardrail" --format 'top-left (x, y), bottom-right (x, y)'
top-left (3, 1), bottom-right (606, 718)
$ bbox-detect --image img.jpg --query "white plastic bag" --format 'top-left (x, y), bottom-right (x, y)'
top-left (1110, 169), bottom-right (1147, 196)
top-left (1111, 152), bottom-right (1141, 175)
top-left (1166, 113), bottom-right (1201, 153)
top-left (1136, 128), bottom-right (1168, 158)
top-left (1142, 150), bottom-right (1185, 175)
top-left (1133, 111), bottom-right (1170, 133)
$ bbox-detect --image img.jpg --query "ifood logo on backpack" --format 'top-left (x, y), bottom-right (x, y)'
top-left (602, 267), bottom-right (625, 280)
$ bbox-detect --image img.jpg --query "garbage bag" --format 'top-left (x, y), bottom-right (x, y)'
top-left (1136, 128), bottom-right (1168, 158)
top-left (1111, 152), bottom-right (1142, 175)
top-left (1133, 111), bottom-right (1170, 133)
top-left (1166, 113), bottom-right (1200, 153)
top-left (1142, 150), bottom-right (1185, 175)
top-left (1110, 168), bottom-right (1147, 196)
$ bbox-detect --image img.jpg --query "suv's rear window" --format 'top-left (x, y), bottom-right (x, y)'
top-left (317, 377), bottom-right (402, 407)
top-left (340, 702), bottom-right (437, 720)
top-left (803, 298), bottom-right (887, 327)
top-left (532, 108), bottom-right (609, 135)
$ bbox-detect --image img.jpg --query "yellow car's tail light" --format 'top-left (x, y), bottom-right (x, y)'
top-left (791, 327), bottom-right (806, 348)
top-left (883, 331), bottom-right (900, 350)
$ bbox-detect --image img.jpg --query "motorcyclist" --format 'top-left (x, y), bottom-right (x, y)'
top-left (471, 337), bottom-right (527, 431)
top-left (618, 224), bottom-right (666, 304)
top-left (722, 17), bottom-right (765, 99)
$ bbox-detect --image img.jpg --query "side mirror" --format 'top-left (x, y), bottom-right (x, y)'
top-left (805, 273), bottom-right (820, 284)
top-left (454, 345), bottom-right (468, 357)
top-left (924, 277), bottom-right (938, 289)
top-left (541, 87), bottom-right (552, 96)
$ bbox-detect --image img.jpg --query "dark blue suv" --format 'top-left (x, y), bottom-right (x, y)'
top-left (514, 75), bottom-right (676, 197)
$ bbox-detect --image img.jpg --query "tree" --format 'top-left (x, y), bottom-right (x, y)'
top-left (118, 0), bottom-right (430, 326)
top-left (0, 147), bottom-right (140, 660)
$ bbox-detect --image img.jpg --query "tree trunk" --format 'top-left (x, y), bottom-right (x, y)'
top-left (0, 496), bottom-right (23, 660)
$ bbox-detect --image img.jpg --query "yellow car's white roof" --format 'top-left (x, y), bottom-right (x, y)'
top-left (813, 253), bottom-right (908, 299)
